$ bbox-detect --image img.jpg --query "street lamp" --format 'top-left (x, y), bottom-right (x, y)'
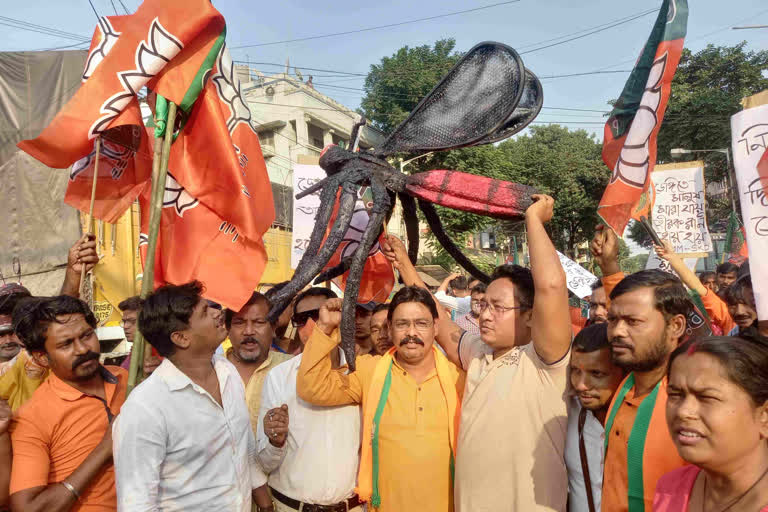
top-left (670, 147), bottom-right (737, 212)
top-left (732, 25), bottom-right (768, 30)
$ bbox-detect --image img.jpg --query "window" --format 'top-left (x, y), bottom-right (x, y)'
top-left (259, 130), bottom-right (274, 149)
top-left (307, 123), bottom-right (324, 149)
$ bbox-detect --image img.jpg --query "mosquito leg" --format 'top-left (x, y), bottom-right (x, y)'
top-left (398, 192), bottom-right (420, 265)
top-left (339, 177), bottom-right (391, 370)
top-left (418, 200), bottom-right (490, 283)
top-left (267, 181), bottom-right (359, 322)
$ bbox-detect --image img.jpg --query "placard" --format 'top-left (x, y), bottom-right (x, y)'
top-left (291, 162), bottom-right (325, 269)
top-left (556, 251), bottom-right (598, 299)
top-left (731, 101), bottom-right (768, 320)
top-left (651, 162), bottom-right (713, 257)
top-left (645, 250), bottom-right (698, 275)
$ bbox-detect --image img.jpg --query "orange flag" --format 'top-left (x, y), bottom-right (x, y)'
top-left (138, 177), bottom-right (267, 310)
top-left (18, 1), bottom-right (225, 169)
top-left (598, 0), bottom-right (688, 235)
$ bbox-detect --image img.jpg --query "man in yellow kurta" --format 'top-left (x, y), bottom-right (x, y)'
top-left (297, 286), bottom-right (464, 512)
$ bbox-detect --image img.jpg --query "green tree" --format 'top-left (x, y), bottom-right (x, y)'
top-left (627, 42), bottom-right (768, 247)
top-left (361, 38), bottom-right (462, 133)
top-left (497, 125), bottom-right (608, 257)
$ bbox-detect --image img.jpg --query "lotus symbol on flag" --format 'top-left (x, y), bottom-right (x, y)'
top-left (82, 17), bottom-right (121, 82)
top-left (162, 174), bottom-right (199, 217)
top-left (610, 53), bottom-right (668, 189)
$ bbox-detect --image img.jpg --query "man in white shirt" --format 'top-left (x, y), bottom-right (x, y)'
top-left (258, 290), bottom-right (363, 512)
top-left (565, 323), bottom-right (625, 512)
top-left (433, 273), bottom-right (472, 319)
top-left (113, 281), bottom-right (273, 512)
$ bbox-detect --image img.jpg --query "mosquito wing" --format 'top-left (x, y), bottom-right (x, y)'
top-left (473, 68), bottom-right (543, 145)
top-left (376, 42), bottom-right (525, 156)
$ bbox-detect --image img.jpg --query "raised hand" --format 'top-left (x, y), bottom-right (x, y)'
top-left (590, 224), bottom-right (620, 275)
top-left (316, 298), bottom-right (343, 336)
top-left (68, 233), bottom-right (99, 274)
top-left (525, 194), bottom-right (555, 224)
top-left (653, 240), bottom-right (677, 262)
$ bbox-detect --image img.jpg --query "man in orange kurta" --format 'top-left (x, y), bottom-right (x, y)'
top-left (297, 287), bottom-right (464, 512)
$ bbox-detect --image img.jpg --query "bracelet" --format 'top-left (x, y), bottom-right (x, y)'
top-left (61, 480), bottom-right (80, 500)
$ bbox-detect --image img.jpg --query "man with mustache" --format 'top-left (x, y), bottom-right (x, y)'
top-left (113, 282), bottom-right (271, 511)
top-left (384, 194), bottom-right (572, 511)
top-left (256, 288), bottom-right (361, 512)
top-left (0, 314), bottom-right (22, 364)
top-left (565, 323), bottom-right (625, 512)
top-left (297, 287), bottom-right (463, 512)
top-left (4, 295), bottom-right (126, 512)
top-left (601, 270), bottom-right (691, 512)
top-left (225, 292), bottom-right (292, 435)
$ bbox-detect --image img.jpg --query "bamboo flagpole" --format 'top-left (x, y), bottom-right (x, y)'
top-left (127, 100), bottom-right (178, 394)
top-left (79, 136), bottom-right (102, 296)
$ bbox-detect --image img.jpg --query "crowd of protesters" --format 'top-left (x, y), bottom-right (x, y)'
top-left (0, 194), bottom-right (766, 512)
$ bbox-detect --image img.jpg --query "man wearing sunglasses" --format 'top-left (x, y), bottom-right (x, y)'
top-left (257, 285), bottom-right (362, 512)
top-left (288, 288), bottom-right (338, 354)
top-left (5, 295), bottom-right (126, 512)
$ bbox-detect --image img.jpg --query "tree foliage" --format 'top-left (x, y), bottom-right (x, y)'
top-left (360, 39), bottom-right (462, 134)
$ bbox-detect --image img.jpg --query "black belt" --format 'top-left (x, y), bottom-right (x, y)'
top-left (270, 487), bottom-right (362, 512)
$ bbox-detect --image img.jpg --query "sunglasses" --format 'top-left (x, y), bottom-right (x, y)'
top-left (291, 308), bottom-right (320, 328)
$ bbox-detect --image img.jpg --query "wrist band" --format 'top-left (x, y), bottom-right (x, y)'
top-left (61, 480), bottom-right (80, 500)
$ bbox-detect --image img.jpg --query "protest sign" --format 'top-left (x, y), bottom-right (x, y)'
top-left (556, 251), bottom-right (597, 299)
top-left (291, 157), bottom-right (324, 269)
top-left (650, 162), bottom-right (713, 257)
top-left (731, 98), bottom-right (768, 321)
top-left (645, 249), bottom-right (698, 274)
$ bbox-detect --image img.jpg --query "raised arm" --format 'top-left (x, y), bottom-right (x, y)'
top-left (654, 241), bottom-right (707, 295)
top-left (654, 241), bottom-right (735, 334)
top-left (526, 195), bottom-right (571, 364)
top-left (589, 225), bottom-right (625, 302)
top-left (296, 299), bottom-right (366, 406)
top-left (381, 236), bottom-right (463, 368)
top-left (60, 234), bottom-right (99, 298)
top-left (10, 414), bottom-right (114, 512)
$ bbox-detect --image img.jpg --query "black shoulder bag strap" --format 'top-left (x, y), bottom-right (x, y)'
top-left (578, 406), bottom-right (597, 512)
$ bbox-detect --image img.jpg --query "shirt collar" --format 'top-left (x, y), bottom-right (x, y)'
top-left (155, 355), bottom-right (232, 392)
top-left (48, 365), bottom-right (118, 401)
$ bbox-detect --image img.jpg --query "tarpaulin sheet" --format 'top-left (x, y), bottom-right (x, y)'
top-left (0, 51), bottom-right (86, 295)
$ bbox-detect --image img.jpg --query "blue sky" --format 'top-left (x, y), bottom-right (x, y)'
top-left (4, 1), bottom-right (767, 255)
top-left (5, 0), bottom-right (767, 141)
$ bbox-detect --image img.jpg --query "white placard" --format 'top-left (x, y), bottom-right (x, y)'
top-left (651, 164), bottom-right (713, 255)
top-left (291, 164), bottom-right (326, 269)
top-left (731, 104), bottom-right (768, 320)
top-left (645, 250), bottom-right (698, 275)
top-left (556, 251), bottom-right (598, 299)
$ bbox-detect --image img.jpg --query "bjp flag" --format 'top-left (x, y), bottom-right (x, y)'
top-left (138, 177), bottom-right (268, 311)
top-left (598, 0), bottom-right (688, 235)
top-left (18, 1), bottom-right (225, 169)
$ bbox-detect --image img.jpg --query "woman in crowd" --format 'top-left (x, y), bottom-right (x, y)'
top-left (654, 334), bottom-right (768, 511)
